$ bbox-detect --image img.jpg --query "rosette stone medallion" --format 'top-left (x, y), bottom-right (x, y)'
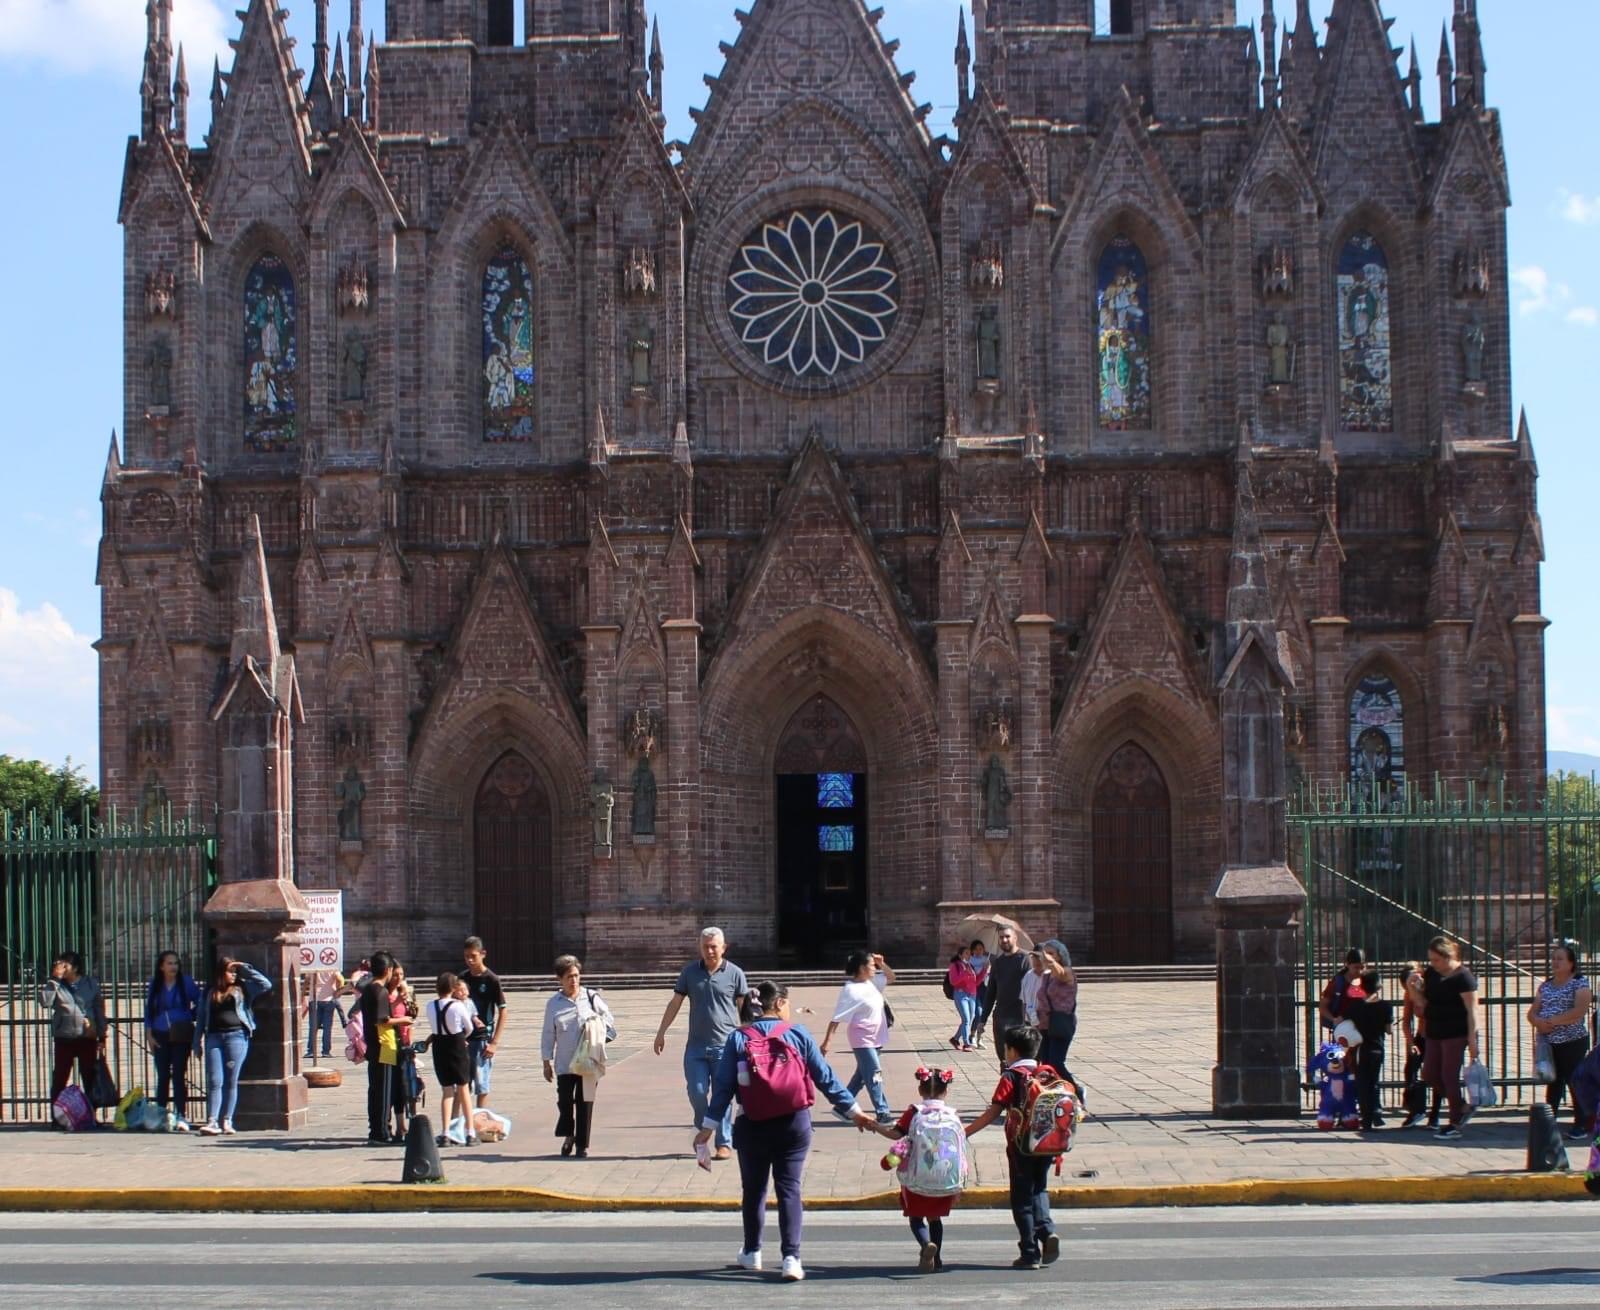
top-left (725, 208), bottom-right (899, 380)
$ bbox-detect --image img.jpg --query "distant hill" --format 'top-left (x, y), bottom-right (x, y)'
top-left (1549, 750), bottom-right (1600, 777)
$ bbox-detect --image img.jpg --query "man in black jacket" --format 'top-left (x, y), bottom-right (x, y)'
top-left (979, 927), bottom-right (1030, 1071)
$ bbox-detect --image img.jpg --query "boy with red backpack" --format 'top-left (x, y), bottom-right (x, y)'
top-left (963, 1024), bottom-right (1081, 1270)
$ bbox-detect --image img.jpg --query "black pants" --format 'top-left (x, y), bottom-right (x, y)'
top-left (733, 1109), bottom-right (811, 1259)
top-left (1356, 1043), bottom-right (1385, 1127)
top-left (151, 1032), bottom-right (191, 1113)
top-left (366, 1060), bottom-right (388, 1140)
top-left (909, 1216), bottom-right (945, 1249)
top-left (1006, 1150), bottom-right (1054, 1261)
top-left (1546, 1035), bottom-right (1591, 1127)
top-left (1041, 1012), bottom-right (1076, 1075)
top-left (1404, 1039), bottom-right (1444, 1123)
top-left (555, 1073), bottom-right (593, 1150)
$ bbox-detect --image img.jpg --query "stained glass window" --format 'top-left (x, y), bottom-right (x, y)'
top-left (482, 246), bottom-right (536, 442)
top-left (817, 773), bottom-right (854, 808)
top-left (1349, 673), bottom-right (1405, 790)
top-left (1095, 235), bottom-right (1152, 429)
top-left (818, 825), bottom-right (855, 853)
top-left (243, 254), bottom-right (297, 452)
top-left (1336, 232), bottom-right (1393, 431)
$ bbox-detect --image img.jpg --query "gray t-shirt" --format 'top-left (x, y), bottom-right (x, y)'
top-left (674, 959), bottom-right (749, 1053)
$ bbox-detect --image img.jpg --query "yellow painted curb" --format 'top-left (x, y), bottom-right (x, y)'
top-left (0, 1173), bottom-right (1589, 1213)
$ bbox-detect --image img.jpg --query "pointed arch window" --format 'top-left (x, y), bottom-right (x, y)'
top-left (243, 253), bottom-right (298, 452)
top-left (482, 246), bottom-right (536, 442)
top-left (1095, 235), bottom-right (1152, 429)
top-left (1336, 232), bottom-right (1393, 431)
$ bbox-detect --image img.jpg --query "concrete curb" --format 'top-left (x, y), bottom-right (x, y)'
top-left (0, 1173), bottom-right (1590, 1213)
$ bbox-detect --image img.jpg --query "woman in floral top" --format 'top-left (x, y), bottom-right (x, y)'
top-left (1527, 940), bottom-right (1594, 1139)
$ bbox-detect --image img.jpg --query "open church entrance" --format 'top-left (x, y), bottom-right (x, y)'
top-left (774, 695), bottom-right (869, 963)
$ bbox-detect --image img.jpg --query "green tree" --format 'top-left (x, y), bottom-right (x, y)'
top-left (1547, 772), bottom-right (1600, 942)
top-left (0, 756), bottom-right (99, 822)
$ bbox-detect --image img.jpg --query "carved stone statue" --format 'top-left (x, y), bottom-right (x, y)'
top-left (149, 338), bottom-right (173, 408)
top-left (335, 765), bottom-right (366, 842)
top-left (628, 325), bottom-right (654, 390)
top-left (980, 753), bottom-right (1013, 832)
top-left (1266, 319), bottom-right (1294, 385)
top-left (340, 334), bottom-right (368, 403)
top-left (139, 771), bottom-right (169, 830)
top-left (976, 305), bottom-right (1001, 381)
top-left (591, 773), bottom-right (616, 849)
top-left (631, 755), bottom-right (657, 837)
top-left (1462, 318), bottom-right (1486, 384)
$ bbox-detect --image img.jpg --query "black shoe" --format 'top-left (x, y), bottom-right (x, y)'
top-left (366, 1135), bottom-right (389, 1146)
top-left (1371, 1115), bottom-right (1387, 1127)
top-left (1041, 1234), bottom-right (1060, 1265)
top-left (561, 1136), bottom-right (574, 1157)
top-left (574, 1146), bottom-right (588, 1158)
top-left (1435, 1125), bottom-right (1462, 1140)
top-left (1012, 1256), bottom-right (1043, 1271)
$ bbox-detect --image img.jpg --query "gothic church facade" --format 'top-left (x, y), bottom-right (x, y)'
top-left (102, 0), bottom-right (1543, 970)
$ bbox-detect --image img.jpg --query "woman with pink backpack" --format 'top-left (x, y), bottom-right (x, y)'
top-left (694, 980), bottom-right (874, 1283)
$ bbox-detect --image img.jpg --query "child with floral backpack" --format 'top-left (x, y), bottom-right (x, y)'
top-left (862, 1065), bottom-right (969, 1273)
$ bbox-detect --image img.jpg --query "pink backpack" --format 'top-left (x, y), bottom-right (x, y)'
top-left (344, 1007), bottom-right (367, 1063)
top-left (738, 1022), bottom-right (814, 1121)
top-left (52, 1085), bottom-right (94, 1132)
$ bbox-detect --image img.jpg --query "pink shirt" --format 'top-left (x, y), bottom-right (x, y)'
top-left (947, 962), bottom-right (979, 997)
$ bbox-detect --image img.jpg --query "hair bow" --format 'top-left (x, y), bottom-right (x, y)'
top-left (915, 1065), bottom-right (955, 1084)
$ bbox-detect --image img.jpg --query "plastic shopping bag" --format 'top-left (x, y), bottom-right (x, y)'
top-left (1464, 1059), bottom-right (1498, 1108)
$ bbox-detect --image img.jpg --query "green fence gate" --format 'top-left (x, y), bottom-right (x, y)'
top-left (2, 807), bottom-right (216, 1121)
top-left (1291, 775), bottom-right (1600, 1107)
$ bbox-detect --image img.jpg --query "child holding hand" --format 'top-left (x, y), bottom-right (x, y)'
top-left (862, 1065), bottom-right (966, 1273)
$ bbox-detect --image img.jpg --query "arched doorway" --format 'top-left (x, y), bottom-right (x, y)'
top-left (1091, 741), bottom-right (1173, 963)
top-left (773, 694), bottom-right (869, 963)
top-left (473, 750), bottom-right (552, 974)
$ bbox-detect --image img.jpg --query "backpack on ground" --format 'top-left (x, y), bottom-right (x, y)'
top-left (1006, 1068), bottom-right (1081, 1158)
top-left (344, 1007), bottom-right (367, 1063)
top-left (901, 1104), bottom-right (970, 1198)
top-left (738, 1022), bottom-right (814, 1121)
top-left (52, 1085), bottom-right (94, 1132)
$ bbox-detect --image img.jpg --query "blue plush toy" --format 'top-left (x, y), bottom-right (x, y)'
top-left (1308, 1041), bottom-right (1360, 1131)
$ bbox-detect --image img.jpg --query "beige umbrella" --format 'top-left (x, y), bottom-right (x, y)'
top-left (952, 912), bottom-right (1034, 956)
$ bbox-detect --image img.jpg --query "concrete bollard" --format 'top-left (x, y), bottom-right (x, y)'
top-left (402, 1114), bottom-right (445, 1184)
top-left (1525, 1103), bottom-right (1569, 1173)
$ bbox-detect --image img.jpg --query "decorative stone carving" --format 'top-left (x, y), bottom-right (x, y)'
top-left (337, 261), bottom-right (371, 314)
top-left (591, 771), bottom-right (616, 851)
top-left (975, 305), bottom-right (1002, 384)
top-left (144, 268), bottom-right (177, 320)
top-left (148, 337), bottom-right (173, 409)
top-left (624, 707), bottom-right (661, 759)
top-left (628, 325), bottom-right (654, 391)
top-left (980, 753), bottom-right (1013, 834)
top-left (1260, 244), bottom-right (1294, 299)
top-left (1453, 246), bottom-right (1491, 299)
top-left (329, 712), bottom-right (371, 763)
top-left (131, 716), bottom-right (173, 767)
top-left (335, 765), bottom-right (366, 842)
top-left (139, 771), bottom-right (169, 829)
top-left (1462, 317), bottom-right (1487, 391)
top-left (339, 333), bottom-right (368, 403)
top-left (1266, 317), bottom-right (1295, 386)
top-left (975, 704), bottom-right (1013, 752)
top-left (969, 238), bottom-right (1005, 293)
top-left (631, 755), bottom-right (657, 837)
top-left (622, 245), bottom-right (658, 299)
top-left (126, 489), bottom-right (179, 540)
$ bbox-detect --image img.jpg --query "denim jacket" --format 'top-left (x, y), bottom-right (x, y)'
top-left (193, 962), bottom-right (272, 1050)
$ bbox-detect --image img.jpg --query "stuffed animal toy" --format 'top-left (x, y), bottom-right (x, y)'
top-left (880, 1135), bottom-right (911, 1172)
top-left (1308, 1041), bottom-right (1360, 1131)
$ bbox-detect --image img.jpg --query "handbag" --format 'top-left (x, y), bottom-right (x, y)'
top-left (166, 1021), bottom-right (195, 1048)
top-left (88, 1056), bottom-right (121, 1110)
top-left (1534, 1036), bottom-right (1557, 1085)
top-left (883, 1000), bottom-right (896, 1030)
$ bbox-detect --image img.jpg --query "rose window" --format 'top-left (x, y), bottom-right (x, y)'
top-left (726, 209), bottom-right (899, 380)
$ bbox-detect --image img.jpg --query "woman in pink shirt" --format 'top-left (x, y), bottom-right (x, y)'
top-left (947, 947), bottom-right (980, 1052)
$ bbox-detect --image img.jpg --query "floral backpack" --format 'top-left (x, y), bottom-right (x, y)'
top-left (900, 1102), bottom-right (970, 1198)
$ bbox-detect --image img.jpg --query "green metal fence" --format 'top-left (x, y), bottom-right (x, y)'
top-left (1, 806), bottom-right (216, 1121)
top-left (1291, 774), bottom-right (1600, 1106)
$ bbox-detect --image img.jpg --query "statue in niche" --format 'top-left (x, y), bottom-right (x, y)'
top-left (149, 338), bottom-right (173, 408)
top-left (976, 305), bottom-right (1001, 381)
top-left (335, 765), bottom-right (366, 842)
top-left (1266, 318), bottom-right (1295, 385)
top-left (980, 753), bottom-right (1013, 833)
top-left (1462, 318), bottom-right (1486, 385)
top-left (591, 771), bottom-right (615, 849)
top-left (628, 325), bottom-right (654, 391)
top-left (631, 755), bottom-right (657, 837)
top-left (139, 771), bottom-right (169, 830)
top-left (340, 334), bottom-right (369, 403)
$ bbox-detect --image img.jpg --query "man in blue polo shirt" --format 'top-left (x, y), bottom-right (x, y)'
top-left (654, 926), bottom-right (750, 1160)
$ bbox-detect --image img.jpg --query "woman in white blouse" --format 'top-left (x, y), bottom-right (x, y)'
top-left (541, 954), bottom-right (615, 1158)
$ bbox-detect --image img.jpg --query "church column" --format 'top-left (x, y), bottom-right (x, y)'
top-left (934, 620), bottom-right (973, 904)
top-left (662, 619), bottom-right (702, 908)
top-left (1426, 620), bottom-right (1472, 782)
top-left (583, 624), bottom-right (621, 909)
top-left (1015, 616), bottom-right (1053, 901)
top-left (1511, 616), bottom-right (1549, 797)
top-left (1309, 618), bottom-right (1350, 784)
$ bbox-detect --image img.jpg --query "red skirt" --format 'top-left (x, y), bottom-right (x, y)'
top-left (899, 1185), bottom-right (956, 1219)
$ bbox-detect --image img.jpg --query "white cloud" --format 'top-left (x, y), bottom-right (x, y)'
top-left (1512, 264), bottom-right (1580, 318)
top-left (0, 587), bottom-right (97, 772)
top-left (1567, 306), bottom-right (1599, 328)
top-left (0, 0), bottom-right (230, 80)
top-left (1560, 190), bottom-right (1600, 225)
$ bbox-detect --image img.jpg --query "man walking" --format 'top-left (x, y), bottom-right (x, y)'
top-left (654, 926), bottom-right (749, 1160)
top-left (358, 952), bottom-right (396, 1143)
top-left (980, 926), bottom-right (1031, 1070)
top-left (462, 936), bottom-right (509, 1110)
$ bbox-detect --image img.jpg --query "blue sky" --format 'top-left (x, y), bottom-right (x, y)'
top-left (0, 0), bottom-right (1595, 780)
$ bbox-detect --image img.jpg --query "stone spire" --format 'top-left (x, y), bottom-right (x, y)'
top-left (1245, 26), bottom-right (1261, 117)
top-left (347, 0), bottom-right (365, 125)
top-left (1437, 23), bottom-right (1454, 118)
top-left (1281, 0), bottom-right (1317, 119)
top-left (330, 36), bottom-right (346, 131)
top-left (649, 17), bottom-right (665, 121)
top-left (142, 0), bottom-right (174, 139)
top-left (1225, 434), bottom-right (1273, 633)
top-left (232, 514), bottom-right (281, 670)
top-left (207, 57), bottom-right (225, 147)
top-left (172, 44), bottom-right (188, 144)
top-left (1260, 1), bottom-right (1279, 109)
top-left (364, 36), bottom-right (379, 132)
top-left (955, 7), bottom-right (971, 113)
top-left (1406, 39), bottom-right (1422, 121)
top-left (1453, 0), bottom-right (1485, 109)
top-left (306, 0), bottom-right (334, 135)
top-left (102, 430), bottom-right (122, 494)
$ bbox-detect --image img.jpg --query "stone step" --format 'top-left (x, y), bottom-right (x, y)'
top-left (497, 963), bottom-right (1221, 991)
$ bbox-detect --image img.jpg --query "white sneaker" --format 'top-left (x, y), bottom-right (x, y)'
top-left (781, 1256), bottom-right (805, 1282)
top-left (734, 1250), bottom-right (762, 1271)
top-left (221, 1122), bottom-right (237, 1135)
top-left (173, 1117), bottom-right (191, 1133)
top-left (198, 1121), bottom-right (221, 1136)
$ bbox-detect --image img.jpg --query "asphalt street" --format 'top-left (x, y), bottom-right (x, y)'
top-left (0, 1202), bottom-right (1594, 1307)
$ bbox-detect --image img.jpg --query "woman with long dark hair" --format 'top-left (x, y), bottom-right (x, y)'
top-left (144, 950), bottom-right (200, 1127)
top-left (695, 980), bottom-right (873, 1282)
top-left (192, 956), bottom-right (272, 1136)
top-left (1528, 940), bottom-right (1594, 1139)
top-left (1411, 936), bottom-right (1479, 1139)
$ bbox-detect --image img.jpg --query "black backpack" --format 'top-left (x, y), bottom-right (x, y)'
top-left (941, 972), bottom-right (955, 1000)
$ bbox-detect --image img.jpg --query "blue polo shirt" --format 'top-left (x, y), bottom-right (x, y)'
top-left (674, 958), bottom-right (749, 1052)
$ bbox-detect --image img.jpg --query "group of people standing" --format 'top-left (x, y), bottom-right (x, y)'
top-left (947, 928), bottom-right (1080, 1075)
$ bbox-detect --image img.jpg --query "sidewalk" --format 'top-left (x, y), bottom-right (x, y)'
top-left (0, 982), bottom-right (1583, 1205)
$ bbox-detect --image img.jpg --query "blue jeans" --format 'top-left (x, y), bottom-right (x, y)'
top-left (953, 992), bottom-right (978, 1046)
top-left (204, 1030), bottom-right (250, 1127)
top-left (306, 999), bottom-right (341, 1056)
top-left (847, 1045), bottom-right (892, 1119)
top-left (685, 1047), bottom-right (734, 1148)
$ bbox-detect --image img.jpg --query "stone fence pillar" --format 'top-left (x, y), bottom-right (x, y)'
top-left (1212, 864), bottom-right (1305, 1118)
